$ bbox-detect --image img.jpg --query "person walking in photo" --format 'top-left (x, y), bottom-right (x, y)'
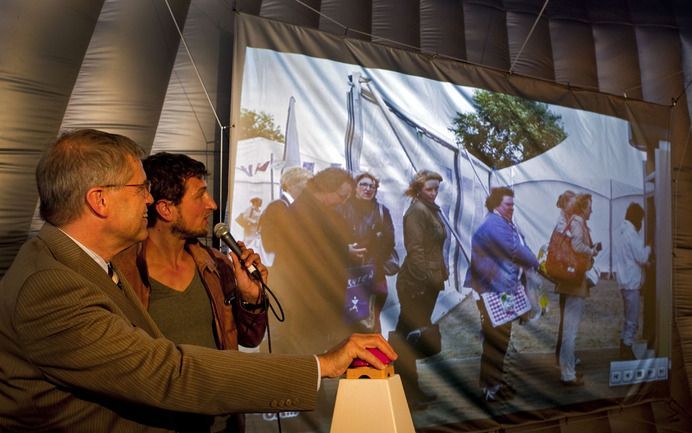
top-left (273, 167), bottom-right (355, 353)
top-left (235, 197), bottom-right (263, 243)
top-left (612, 202), bottom-right (651, 360)
top-left (259, 166), bottom-right (312, 269)
top-left (553, 190), bottom-right (577, 366)
top-left (392, 170), bottom-right (447, 409)
top-left (340, 171), bottom-right (397, 333)
top-left (555, 193), bottom-right (601, 386)
top-left (464, 187), bottom-right (539, 402)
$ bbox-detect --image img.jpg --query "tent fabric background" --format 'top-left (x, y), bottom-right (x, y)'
top-left (0, 0), bottom-right (691, 430)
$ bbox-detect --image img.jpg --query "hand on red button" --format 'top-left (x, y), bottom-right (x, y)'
top-left (349, 347), bottom-right (392, 368)
top-left (317, 334), bottom-right (397, 378)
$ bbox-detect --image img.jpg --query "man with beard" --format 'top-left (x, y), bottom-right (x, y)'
top-left (0, 131), bottom-right (396, 432)
top-left (113, 152), bottom-right (267, 433)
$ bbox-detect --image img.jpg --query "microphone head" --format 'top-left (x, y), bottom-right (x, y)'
top-left (213, 222), bottom-right (229, 238)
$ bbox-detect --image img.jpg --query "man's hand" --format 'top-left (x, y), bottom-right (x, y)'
top-left (229, 241), bottom-right (268, 303)
top-left (317, 334), bottom-right (397, 378)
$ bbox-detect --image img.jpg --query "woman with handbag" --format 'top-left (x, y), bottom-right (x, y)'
top-left (464, 187), bottom-right (539, 402)
top-left (340, 172), bottom-right (398, 333)
top-left (552, 190), bottom-right (577, 367)
top-left (392, 170), bottom-right (447, 409)
top-left (555, 193), bottom-right (601, 386)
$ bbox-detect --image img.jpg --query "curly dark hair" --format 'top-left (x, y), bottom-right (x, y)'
top-left (485, 186), bottom-right (514, 212)
top-left (143, 152), bottom-right (208, 226)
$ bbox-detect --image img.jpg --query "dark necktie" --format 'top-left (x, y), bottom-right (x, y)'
top-left (107, 262), bottom-right (121, 287)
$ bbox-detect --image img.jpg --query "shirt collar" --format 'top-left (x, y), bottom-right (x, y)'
top-left (283, 191), bottom-right (295, 204)
top-left (59, 229), bottom-right (110, 274)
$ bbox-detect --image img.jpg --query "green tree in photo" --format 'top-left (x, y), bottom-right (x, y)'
top-left (238, 109), bottom-right (285, 142)
top-left (450, 90), bottom-right (567, 169)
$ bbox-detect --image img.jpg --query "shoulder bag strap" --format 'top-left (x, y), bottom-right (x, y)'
top-left (561, 216), bottom-right (574, 235)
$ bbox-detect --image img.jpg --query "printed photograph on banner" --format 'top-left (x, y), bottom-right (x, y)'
top-left (231, 46), bottom-right (669, 433)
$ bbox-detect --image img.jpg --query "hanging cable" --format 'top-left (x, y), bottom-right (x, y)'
top-left (162, 0), bottom-right (224, 129)
top-left (162, 0), bottom-right (231, 234)
top-left (292, 0), bottom-right (429, 52)
top-left (508, 0), bottom-right (551, 74)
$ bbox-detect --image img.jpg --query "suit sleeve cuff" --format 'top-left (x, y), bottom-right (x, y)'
top-left (313, 355), bottom-right (321, 391)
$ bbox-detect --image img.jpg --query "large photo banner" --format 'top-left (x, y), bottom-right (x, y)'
top-left (230, 14), bottom-right (671, 433)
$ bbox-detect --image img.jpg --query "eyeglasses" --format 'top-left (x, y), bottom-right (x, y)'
top-left (357, 182), bottom-right (377, 190)
top-left (101, 180), bottom-right (151, 195)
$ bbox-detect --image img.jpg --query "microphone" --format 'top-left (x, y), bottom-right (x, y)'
top-left (213, 223), bottom-right (263, 281)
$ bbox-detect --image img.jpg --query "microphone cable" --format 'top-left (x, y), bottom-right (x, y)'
top-left (223, 246), bottom-right (287, 433)
top-left (215, 223), bottom-right (289, 433)
top-left (259, 280), bottom-right (285, 354)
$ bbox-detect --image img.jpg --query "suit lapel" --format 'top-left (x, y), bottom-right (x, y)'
top-left (39, 225), bottom-right (162, 337)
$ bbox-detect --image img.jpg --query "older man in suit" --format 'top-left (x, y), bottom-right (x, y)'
top-left (0, 129), bottom-right (394, 432)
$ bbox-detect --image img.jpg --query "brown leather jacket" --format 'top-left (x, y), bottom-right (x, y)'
top-left (113, 239), bottom-right (266, 350)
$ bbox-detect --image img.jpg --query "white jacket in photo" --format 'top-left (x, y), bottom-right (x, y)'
top-left (612, 220), bottom-right (651, 290)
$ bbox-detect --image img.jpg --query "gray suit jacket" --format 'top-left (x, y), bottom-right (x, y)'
top-left (0, 224), bottom-right (317, 432)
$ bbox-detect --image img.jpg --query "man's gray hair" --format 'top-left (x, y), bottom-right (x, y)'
top-left (36, 129), bottom-right (144, 226)
top-left (280, 166), bottom-right (312, 192)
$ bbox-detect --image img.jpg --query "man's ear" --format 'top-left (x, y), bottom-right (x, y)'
top-left (154, 200), bottom-right (176, 223)
top-left (85, 187), bottom-right (109, 218)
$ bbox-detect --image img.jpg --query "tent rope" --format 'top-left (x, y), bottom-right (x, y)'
top-left (162, 0), bottom-right (228, 227)
top-left (291, 0), bottom-right (430, 52)
top-left (163, 0), bottom-right (224, 129)
top-left (508, 0), bottom-right (551, 74)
